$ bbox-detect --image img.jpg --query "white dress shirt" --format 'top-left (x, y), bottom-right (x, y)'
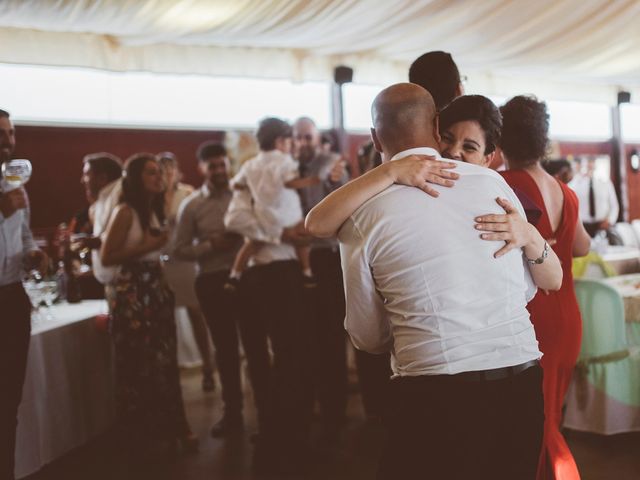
top-left (338, 147), bottom-right (540, 376)
top-left (569, 174), bottom-right (619, 224)
top-left (0, 198), bottom-right (37, 287)
top-left (91, 179), bottom-right (122, 284)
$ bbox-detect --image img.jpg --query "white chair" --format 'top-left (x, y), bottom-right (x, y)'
top-left (631, 220), bottom-right (640, 246)
top-left (613, 222), bottom-right (639, 248)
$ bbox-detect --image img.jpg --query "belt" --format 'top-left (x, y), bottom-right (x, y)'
top-left (450, 359), bottom-right (539, 382)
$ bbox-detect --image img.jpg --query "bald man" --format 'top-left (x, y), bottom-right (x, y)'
top-left (338, 84), bottom-right (544, 479)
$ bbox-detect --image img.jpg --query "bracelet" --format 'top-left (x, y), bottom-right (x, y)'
top-left (526, 241), bottom-right (549, 265)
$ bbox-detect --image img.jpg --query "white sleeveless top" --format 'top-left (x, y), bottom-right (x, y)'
top-left (124, 209), bottom-right (163, 262)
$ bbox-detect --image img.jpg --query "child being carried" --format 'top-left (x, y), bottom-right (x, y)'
top-left (224, 117), bottom-right (319, 291)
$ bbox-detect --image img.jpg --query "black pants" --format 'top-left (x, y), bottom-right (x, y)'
top-left (195, 270), bottom-right (243, 416)
top-left (238, 261), bottom-right (313, 462)
top-left (309, 247), bottom-right (348, 425)
top-left (378, 365), bottom-right (544, 480)
top-left (0, 283), bottom-right (32, 480)
top-left (354, 350), bottom-right (391, 420)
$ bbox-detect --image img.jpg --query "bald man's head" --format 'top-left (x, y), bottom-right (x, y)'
top-left (370, 83), bottom-right (440, 160)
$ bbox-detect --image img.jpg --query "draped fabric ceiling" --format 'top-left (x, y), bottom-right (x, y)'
top-left (1, 0), bottom-right (640, 103)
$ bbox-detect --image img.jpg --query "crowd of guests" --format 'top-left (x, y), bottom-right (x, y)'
top-left (0, 49), bottom-right (609, 480)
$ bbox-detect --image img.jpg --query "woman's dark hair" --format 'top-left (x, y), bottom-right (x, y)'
top-left (121, 153), bottom-right (165, 230)
top-left (543, 158), bottom-right (571, 176)
top-left (500, 95), bottom-right (549, 166)
top-left (256, 117), bottom-right (292, 151)
top-left (439, 95), bottom-right (502, 154)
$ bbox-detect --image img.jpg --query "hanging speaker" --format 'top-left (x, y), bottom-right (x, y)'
top-left (334, 66), bottom-right (353, 85)
top-left (618, 91), bottom-right (631, 104)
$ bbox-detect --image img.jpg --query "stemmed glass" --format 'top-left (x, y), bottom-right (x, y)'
top-left (23, 270), bottom-right (44, 325)
top-left (1, 159), bottom-right (32, 192)
top-left (40, 280), bottom-right (58, 320)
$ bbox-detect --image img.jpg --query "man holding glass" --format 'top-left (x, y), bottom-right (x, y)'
top-left (0, 109), bottom-right (47, 480)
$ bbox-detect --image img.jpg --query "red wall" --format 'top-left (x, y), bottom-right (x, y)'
top-left (13, 124), bottom-right (637, 231)
top-left (14, 125), bottom-right (223, 230)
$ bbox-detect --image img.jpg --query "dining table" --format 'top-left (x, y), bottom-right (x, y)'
top-left (15, 300), bottom-right (114, 479)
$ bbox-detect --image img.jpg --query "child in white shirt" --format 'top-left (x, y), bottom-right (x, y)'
top-left (223, 118), bottom-right (319, 290)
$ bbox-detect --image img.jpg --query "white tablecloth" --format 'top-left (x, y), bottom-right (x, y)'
top-left (15, 300), bottom-right (114, 479)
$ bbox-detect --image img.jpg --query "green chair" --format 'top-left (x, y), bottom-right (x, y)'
top-left (564, 279), bottom-right (640, 434)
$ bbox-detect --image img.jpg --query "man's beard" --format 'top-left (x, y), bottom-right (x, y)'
top-left (297, 146), bottom-right (315, 163)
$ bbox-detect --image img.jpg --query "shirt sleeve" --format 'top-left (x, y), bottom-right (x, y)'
top-left (339, 217), bottom-right (392, 354)
top-left (230, 163), bottom-right (249, 189)
top-left (281, 157), bottom-right (300, 183)
top-left (606, 180), bottom-right (619, 225)
top-left (173, 197), bottom-right (212, 261)
top-left (21, 203), bottom-right (37, 254)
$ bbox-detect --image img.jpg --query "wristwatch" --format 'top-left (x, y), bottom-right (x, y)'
top-left (526, 241), bottom-right (550, 265)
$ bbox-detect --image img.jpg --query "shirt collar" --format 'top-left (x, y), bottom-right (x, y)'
top-left (390, 147), bottom-right (442, 162)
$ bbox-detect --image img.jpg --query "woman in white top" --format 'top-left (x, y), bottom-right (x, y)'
top-left (158, 153), bottom-right (215, 392)
top-left (101, 153), bottom-right (197, 453)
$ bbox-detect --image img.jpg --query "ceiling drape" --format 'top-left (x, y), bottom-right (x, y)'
top-left (1, 0), bottom-right (639, 103)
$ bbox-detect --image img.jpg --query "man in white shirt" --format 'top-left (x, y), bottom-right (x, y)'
top-left (339, 84), bottom-right (544, 479)
top-left (569, 157), bottom-right (619, 237)
top-left (76, 153), bottom-right (123, 285)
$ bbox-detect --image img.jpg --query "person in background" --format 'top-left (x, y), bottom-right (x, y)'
top-left (173, 142), bottom-right (245, 438)
top-left (495, 96), bottom-right (591, 480)
top-left (77, 153), bottom-right (123, 286)
top-left (569, 156), bottom-right (619, 237)
top-left (101, 153), bottom-right (196, 454)
top-left (409, 50), bottom-right (464, 111)
top-left (0, 108), bottom-right (48, 480)
top-left (544, 158), bottom-right (575, 184)
top-left (293, 116), bottom-right (350, 438)
top-left (158, 152), bottom-right (215, 393)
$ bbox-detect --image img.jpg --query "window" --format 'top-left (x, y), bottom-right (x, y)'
top-left (621, 103), bottom-right (640, 142)
top-left (0, 63), bottom-right (331, 129)
top-left (343, 83), bottom-right (384, 132)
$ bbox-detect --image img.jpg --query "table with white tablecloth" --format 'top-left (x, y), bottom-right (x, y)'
top-left (15, 300), bottom-right (114, 479)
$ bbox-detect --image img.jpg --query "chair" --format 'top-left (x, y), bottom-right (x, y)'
top-left (631, 219), bottom-right (640, 246)
top-left (572, 252), bottom-right (616, 279)
top-left (564, 279), bottom-right (640, 434)
top-left (613, 222), bottom-right (639, 248)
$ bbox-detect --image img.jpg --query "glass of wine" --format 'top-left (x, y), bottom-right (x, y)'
top-left (23, 270), bottom-right (44, 325)
top-left (1, 159), bottom-right (32, 192)
top-left (40, 280), bottom-right (58, 320)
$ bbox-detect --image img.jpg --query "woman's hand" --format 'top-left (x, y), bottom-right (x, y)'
top-left (474, 198), bottom-right (535, 258)
top-left (386, 155), bottom-right (459, 197)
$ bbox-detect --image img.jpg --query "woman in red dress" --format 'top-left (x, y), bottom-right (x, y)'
top-left (492, 96), bottom-right (591, 479)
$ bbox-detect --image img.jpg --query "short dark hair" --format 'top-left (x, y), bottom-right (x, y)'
top-left (544, 158), bottom-right (571, 176)
top-left (83, 152), bottom-right (122, 183)
top-left (256, 117), bottom-right (291, 151)
top-left (0, 109), bottom-right (9, 118)
top-left (197, 141), bottom-right (227, 162)
top-left (439, 95), bottom-right (502, 154)
top-left (500, 95), bottom-right (550, 166)
top-left (409, 51), bottom-right (461, 111)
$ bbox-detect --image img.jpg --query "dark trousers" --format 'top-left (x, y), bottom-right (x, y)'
top-left (238, 260), bottom-right (313, 462)
top-left (354, 350), bottom-right (391, 420)
top-left (0, 283), bottom-right (32, 480)
top-left (195, 270), bottom-right (243, 415)
top-left (309, 248), bottom-right (347, 425)
top-left (378, 365), bottom-right (544, 480)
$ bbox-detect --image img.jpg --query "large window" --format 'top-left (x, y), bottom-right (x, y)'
top-left (621, 103), bottom-right (640, 142)
top-left (1, 63), bottom-right (331, 129)
top-left (343, 83), bottom-right (384, 132)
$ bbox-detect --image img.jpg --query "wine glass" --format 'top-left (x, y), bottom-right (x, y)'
top-left (23, 270), bottom-right (44, 325)
top-left (40, 281), bottom-right (58, 320)
top-left (1, 159), bottom-right (32, 192)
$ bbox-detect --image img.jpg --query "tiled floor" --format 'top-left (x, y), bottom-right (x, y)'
top-left (27, 369), bottom-right (640, 480)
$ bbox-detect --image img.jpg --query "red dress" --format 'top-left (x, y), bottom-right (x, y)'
top-left (501, 170), bottom-right (582, 480)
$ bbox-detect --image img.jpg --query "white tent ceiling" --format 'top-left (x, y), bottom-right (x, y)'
top-left (1, 0), bottom-right (639, 103)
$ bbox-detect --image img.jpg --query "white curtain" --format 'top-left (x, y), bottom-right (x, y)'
top-left (1, 0), bottom-right (639, 103)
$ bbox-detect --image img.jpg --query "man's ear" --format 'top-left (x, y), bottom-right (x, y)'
top-left (371, 128), bottom-right (383, 153)
top-left (433, 114), bottom-right (441, 144)
top-left (455, 82), bottom-right (464, 97)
